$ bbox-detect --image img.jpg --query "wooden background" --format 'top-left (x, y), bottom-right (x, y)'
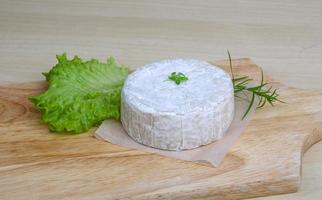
top-left (0, 1), bottom-right (321, 199)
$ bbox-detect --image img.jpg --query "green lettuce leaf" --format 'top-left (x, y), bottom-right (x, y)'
top-left (30, 53), bottom-right (129, 133)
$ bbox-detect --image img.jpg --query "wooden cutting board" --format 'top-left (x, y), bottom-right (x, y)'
top-left (0, 58), bottom-right (321, 200)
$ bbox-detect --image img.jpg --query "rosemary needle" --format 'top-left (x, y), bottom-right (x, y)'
top-left (227, 50), bottom-right (283, 119)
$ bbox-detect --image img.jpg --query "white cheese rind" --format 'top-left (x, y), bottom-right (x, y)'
top-left (121, 59), bottom-right (234, 151)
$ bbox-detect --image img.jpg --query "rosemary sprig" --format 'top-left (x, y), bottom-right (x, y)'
top-left (168, 72), bottom-right (189, 85)
top-left (227, 50), bottom-right (283, 119)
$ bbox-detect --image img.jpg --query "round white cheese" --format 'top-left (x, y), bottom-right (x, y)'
top-left (121, 59), bottom-right (234, 151)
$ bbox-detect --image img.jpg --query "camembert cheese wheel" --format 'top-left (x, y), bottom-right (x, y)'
top-left (121, 59), bottom-right (234, 151)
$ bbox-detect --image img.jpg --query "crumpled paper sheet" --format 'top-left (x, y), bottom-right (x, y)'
top-left (96, 94), bottom-right (258, 167)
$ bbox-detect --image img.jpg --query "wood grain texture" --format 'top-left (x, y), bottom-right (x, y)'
top-left (1, 0), bottom-right (322, 90)
top-left (1, 1), bottom-right (322, 199)
top-left (0, 58), bottom-right (321, 200)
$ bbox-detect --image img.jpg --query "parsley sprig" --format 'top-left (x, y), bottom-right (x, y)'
top-left (168, 72), bottom-right (189, 85)
top-left (227, 50), bottom-right (283, 119)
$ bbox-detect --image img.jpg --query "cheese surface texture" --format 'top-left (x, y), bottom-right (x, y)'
top-left (121, 59), bottom-right (234, 151)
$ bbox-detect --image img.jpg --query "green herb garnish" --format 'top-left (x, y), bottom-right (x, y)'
top-left (228, 50), bottom-right (283, 119)
top-left (168, 72), bottom-right (189, 85)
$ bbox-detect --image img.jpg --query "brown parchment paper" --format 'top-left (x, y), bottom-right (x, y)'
top-left (95, 94), bottom-right (258, 167)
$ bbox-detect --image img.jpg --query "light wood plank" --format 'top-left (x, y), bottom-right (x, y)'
top-left (0, 58), bottom-right (322, 199)
top-left (0, 1), bottom-right (321, 199)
